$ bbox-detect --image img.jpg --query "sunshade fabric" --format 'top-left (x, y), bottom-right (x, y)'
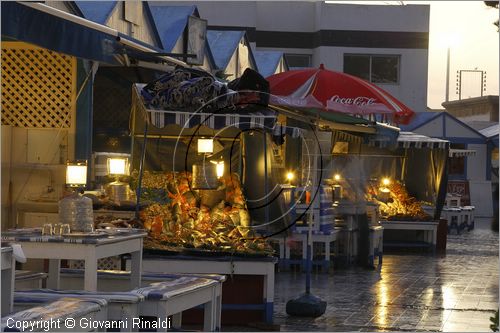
top-left (267, 64), bottom-right (415, 124)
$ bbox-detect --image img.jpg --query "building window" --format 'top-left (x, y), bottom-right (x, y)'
top-left (285, 54), bottom-right (312, 69)
top-left (449, 143), bottom-right (466, 177)
top-left (343, 54), bottom-right (400, 84)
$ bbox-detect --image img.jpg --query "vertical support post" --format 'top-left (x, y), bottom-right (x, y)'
top-left (135, 122), bottom-right (149, 219)
top-left (47, 259), bottom-right (61, 290)
top-left (306, 131), bottom-right (319, 294)
top-left (263, 132), bottom-right (269, 224)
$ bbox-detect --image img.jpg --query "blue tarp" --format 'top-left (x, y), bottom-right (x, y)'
top-left (207, 30), bottom-right (246, 70)
top-left (74, 1), bottom-right (116, 25)
top-left (148, 5), bottom-right (198, 52)
top-left (254, 51), bottom-right (285, 78)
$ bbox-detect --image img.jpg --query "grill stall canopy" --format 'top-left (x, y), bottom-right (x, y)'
top-left (130, 83), bottom-right (300, 172)
top-left (129, 79), bottom-right (304, 240)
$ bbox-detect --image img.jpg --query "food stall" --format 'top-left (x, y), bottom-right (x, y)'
top-left (124, 66), bottom-right (301, 324)
top-left (270, 123), bottom-right (449, 267)
top-left (327, 131), bottom-right (450, 256)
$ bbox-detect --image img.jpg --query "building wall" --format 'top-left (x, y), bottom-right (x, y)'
top-left (445, 118), bottom-right (484, 139)
top-left (45, 2), bottom-right (161, 49)
top-left (256, 1), bottom-right (316, 32)
top-left (458, 114), bottom-right (493, 122)
top-left (225, 49), bottom-right (238, 80)
top-left (467, 144), bottom-right (488, 181)
top-left (106, 2), bottom-right (161, 48)
top-left (45, 1), bottom-right (75, 14)
top-left (314, 46), bottom-right (428, 112)
top-left (442, 95), bottom-right (499, 122)
top-left (187, 1), bottom-right (429, 113)
top-left (469, 180), bottom-right (494, 217)
top-left (412, 118), bottom-right (444, 138)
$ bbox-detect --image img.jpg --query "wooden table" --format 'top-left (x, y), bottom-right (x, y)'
top-left (2, 230), bottom-right (146, 291)
top-left (380, 220), bottom-right (438, 253)
top-left (1, 247), bottom-right (15, 316)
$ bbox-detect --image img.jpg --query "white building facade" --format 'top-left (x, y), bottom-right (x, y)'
top-left (179, 1), bottom-right (430, 113)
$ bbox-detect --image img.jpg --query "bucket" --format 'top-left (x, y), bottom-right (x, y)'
top-left (105, 181), bottom-right (133, 204)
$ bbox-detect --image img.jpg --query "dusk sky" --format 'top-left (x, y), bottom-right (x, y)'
top-left (330, 1), bottom-right (499, 109)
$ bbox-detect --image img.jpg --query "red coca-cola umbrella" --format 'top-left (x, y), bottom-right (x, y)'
top-left (267, 64), bottom-right (414, 124)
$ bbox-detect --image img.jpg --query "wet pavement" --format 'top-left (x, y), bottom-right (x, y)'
top-left (272, 219), bottom-right (499, 332)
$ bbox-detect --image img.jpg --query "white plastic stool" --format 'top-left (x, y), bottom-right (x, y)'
top-left (461, 206), bottom-right (475, 230)
top-left (442, 207), bottom-right (462, 234)
top-left (445, 194), bottom-right (461, 207)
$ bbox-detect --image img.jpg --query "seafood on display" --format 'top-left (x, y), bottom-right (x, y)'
top-left (136, 171), bottom-right (273, 255)
top-left (367, 181), bottom-right (433, 221)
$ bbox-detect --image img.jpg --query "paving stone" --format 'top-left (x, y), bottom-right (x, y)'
top-left (271, 219), bottom-right (498, 331)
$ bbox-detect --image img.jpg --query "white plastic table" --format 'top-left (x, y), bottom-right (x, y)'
top-left (2, 230), bottom-right (146, 291)
top-left (1, 247), bottom-right (15, 316)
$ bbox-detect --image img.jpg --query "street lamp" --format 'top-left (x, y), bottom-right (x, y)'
top-left (442, 32), bottom-right (460, 102)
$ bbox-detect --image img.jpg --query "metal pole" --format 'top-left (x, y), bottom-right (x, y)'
top-left (306, 132), bottom-right (319, 294)
top-left (263, 132), bottom-right (269, 224)
top-left (135, 122), bottom-right (148, 219)
top-left (445, 47), bottom-right (450, 102)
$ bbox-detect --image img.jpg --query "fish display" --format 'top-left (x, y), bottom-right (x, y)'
top-left (137, 171), bottom-right (273, 255)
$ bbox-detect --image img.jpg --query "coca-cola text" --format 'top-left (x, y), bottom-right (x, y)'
top-left (329, 95), bottom-right (376, 106)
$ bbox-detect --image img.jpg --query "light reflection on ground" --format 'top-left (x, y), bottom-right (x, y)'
top-left (270, 218), bottom-right (498, 332)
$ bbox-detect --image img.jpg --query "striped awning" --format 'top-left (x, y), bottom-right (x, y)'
top-left (369, 131), bottom-right (449, 149)
top-left (332, 129), bottom-right (363, 145)
top-left (449, 149), bottom-right (476, 157)
top-left (133, 83), bottom-right (301, 138)
top-left (147, 109), bottom-right (302, 138)
top-left (397, 132), bottom-right (449, 149)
